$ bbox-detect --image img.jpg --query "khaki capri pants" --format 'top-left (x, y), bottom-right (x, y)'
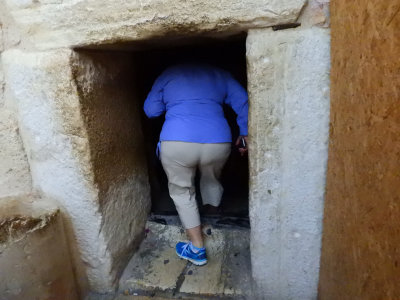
top-left (160, 141), bottom-right (231, 229)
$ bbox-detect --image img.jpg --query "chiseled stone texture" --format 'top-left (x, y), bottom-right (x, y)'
top-left (2, 49), bottom-right (151, 294)
top-left (4, 0), bottom-right (306, 50)
top-left (0, 19), bottom-right (32, 198)
top-left (71, 50), bottom-right (151, 282)
top-left (247, 27), bottom-right (330, 299)
top-left (298, 0), bottom-right (330, 27)
top-left (0, 195), bottom-right (78, 300)
top-left (119, 221), bottom-right (252, 298)
top-left (0, 109), bottom-right (32, 197)
top-left (0, 63), bottom-right (4, 105)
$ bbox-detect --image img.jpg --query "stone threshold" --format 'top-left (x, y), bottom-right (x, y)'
top-left (114, 220), bottom-right (253, 299)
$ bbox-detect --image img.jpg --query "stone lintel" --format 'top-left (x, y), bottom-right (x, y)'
top-left (5, 0), bottom-right (306, 50)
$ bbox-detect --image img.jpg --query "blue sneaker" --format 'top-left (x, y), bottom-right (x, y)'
top-left (176, 242), bottom-right (207, 266)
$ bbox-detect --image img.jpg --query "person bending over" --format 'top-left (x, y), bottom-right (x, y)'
top-left (144, 62), bottom-right (248, 266)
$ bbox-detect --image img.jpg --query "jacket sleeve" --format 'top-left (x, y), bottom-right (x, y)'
top-left (224, 72), bottom-right (249, 136)
top-left (143, 71), bottom-right (168, 118)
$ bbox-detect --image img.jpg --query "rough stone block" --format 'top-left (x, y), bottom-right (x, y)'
top-left (0, 23), bottom-right (3, 52)
top-left (298, 0), bottom-right (330, 27)
top-left (4, 0), bottom-right (306, 49)
top-left (0, 109), bottom-right (32, 197)
top-left (119, 222), bottom-right (252, 298)
top-left (1, 24), bottom-right (4, 105)
top-left (2, 48), bottom-right (151, 294)
top-left (247, 27), bottom-right (330, 299)
top-left (71, 50), bottom-right (152, 281)
top-left (0, 196), bottom-right (78, 300)
top-left (0, 61), bottom-right (4, 107)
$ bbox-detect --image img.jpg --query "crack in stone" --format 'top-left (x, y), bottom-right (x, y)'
top-left (172, 261), bottom-right (190, 296)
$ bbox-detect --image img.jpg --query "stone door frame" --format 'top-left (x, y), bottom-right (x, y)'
top-left (2, 1), bottom-right (330, 298)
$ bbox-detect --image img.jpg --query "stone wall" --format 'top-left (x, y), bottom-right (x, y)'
top-left (0, 0), bottom-right (331, 298)
top-left (71, 50), bottom-right (151, 283)
top-left (0, 109), bottom-right (32, 197)
top-left (0, 1), bottom-right (32, 199)
top-left (2, 49), bottom-right (152, 294)
top-left (2, 49), bottom-right (98, 294)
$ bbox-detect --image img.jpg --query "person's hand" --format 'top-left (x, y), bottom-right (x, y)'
top-left (235, 135), bottom-right (248, 156)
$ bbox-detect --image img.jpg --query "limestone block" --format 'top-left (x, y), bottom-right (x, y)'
top-left (0, 196), bottom-right (78, 300)
top-left (0, 10), bottom-right (22, 51)
top-left (0, 60), bottom-right (4, 106)
top-left (298, 0), bottom-right (330, 27)
top-left (247, 27), bottom-right (330, 299)
top-left (4, 0), bottom-right (306, 49)
top-left (0, 109), bottom-right (32, 197)
top-left (71, 50), bottom-right (151, 279)
top-left (0, 14), bottom-right (32, 198)
top-left (0, 23), bottom-right (3, 52)
top-left (5, 0), bottom-right (62, 9)
top-left (1, 24), bottom-right (4, 105)
top-left (119, 222), bottom-right (252, 298)
top-left (2, 48), bottom-right (151, 294)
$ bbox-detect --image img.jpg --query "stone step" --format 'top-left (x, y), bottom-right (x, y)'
top-left (117, 221), bottom-right (252, 299)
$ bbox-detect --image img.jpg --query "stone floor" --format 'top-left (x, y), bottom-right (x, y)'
top-left (115, 218), bottom-right (253, 299)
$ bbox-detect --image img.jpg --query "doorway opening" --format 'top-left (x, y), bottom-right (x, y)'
top-left (70, 33), bottom-right (251, 296)
top-left (133, 34), bottom-right (249, 219)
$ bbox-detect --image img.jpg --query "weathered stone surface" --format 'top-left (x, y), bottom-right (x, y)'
top-left (2, 48), bottom-right (151, 294)
top-left (1, 16), bottom-right (4, 105)
top-left (119, 221), bottom-right (252, 298)
top-left (4, 0), bottom-right (306, 50)
top-left (0, 1), bottom-right (332, 298)
top-left (121, 223), bottom-right (187, 292)
top-left (247, 27), bottom-right (330, 299)
top-left (0, 195), bottom-right (78, 300)
top-left (0, 64), bottom-right (4, 106)
top-left (71, 50), bottom-right (151, 283)
top-left (298, 0), bottom-right (330, 27)
top-left (2, 48), bottom-right (103, 294)
top-left (0, 109), bottom-right (32, 197)
top-left (0, 0), bottom-right (22, 51)
top-left (179, 225), bottom-right (251, 296)
top-left (0, 1), bottom-right (32, 198)
top-left (179, 231), bottom-right (226, 295)
top-left (0, 23), bottom-right (3, 53)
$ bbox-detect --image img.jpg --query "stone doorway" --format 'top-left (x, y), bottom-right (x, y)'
top-left (68, 34), bottom-right (252, 297)
top-left (2, 0), bottom-right (330, 297)
top-left (132, 35), bottom-right (249, 218)
top-left (72, 35), bottom-right (252, 298)
top-left (72, 33), bottom-right (249, 219)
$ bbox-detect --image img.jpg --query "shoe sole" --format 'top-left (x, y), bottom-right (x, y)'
top-left (176, 252), bottom-right (208, 266)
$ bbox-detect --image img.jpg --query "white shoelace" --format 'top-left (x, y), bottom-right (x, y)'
top-left (180, 243), bottom-right (191, 256)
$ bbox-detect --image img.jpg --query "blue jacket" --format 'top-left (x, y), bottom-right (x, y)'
top-left (144, 63), bottom-right (248, 143)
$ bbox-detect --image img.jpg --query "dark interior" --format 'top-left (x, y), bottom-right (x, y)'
top-left (133, 34), bottom-right (249, 218)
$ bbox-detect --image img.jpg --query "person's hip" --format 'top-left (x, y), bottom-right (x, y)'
top-left (160, 141), bottom-right (231, 167)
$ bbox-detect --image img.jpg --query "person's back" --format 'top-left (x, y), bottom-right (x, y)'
top-left (144, 63), bottom-right (248, 143)
top-left (143, 62), bottom-right (248, 266)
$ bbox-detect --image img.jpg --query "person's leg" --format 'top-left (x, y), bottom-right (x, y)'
top-left (186, 226), bottom-right (203, 248)
top-left (160, 141), bottom-right (204, 248)
top-left (199, 143), bottom-right (231, 207)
